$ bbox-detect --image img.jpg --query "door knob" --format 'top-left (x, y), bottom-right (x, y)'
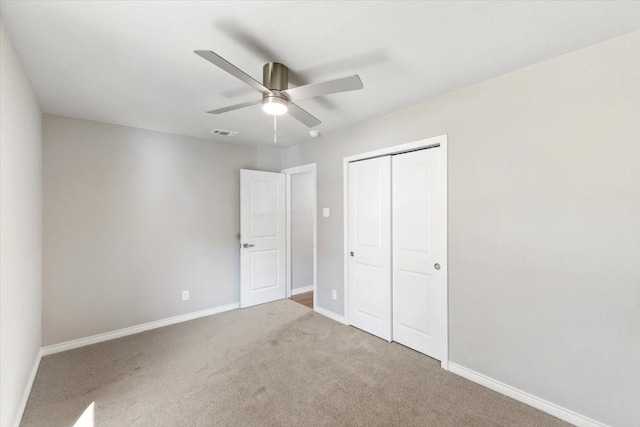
top-left (350, 251), bottom-right (354, 257)
top-left (242, 243), bottom-right (255, 248)
top-left (434, 263), bottom-right (441, 270)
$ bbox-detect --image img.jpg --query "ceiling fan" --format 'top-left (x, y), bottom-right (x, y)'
top-left (195, 50), bottom-right (364, 128)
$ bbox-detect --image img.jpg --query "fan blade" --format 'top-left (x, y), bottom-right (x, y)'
top-left (287, 102), bottom-right (321, 128)
top-left (282, 75), bottom-right (363, 101)
top-left (206, 100), bottom-right (261, 114)
top-left (195, 50), bottom-right (271, 95)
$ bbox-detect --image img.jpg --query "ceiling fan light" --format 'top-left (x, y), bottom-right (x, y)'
top-left (262, 96), bottom-right (288, 115)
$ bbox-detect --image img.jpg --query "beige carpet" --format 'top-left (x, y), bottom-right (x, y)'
top-left (22, 299), bottom-right (569, 426)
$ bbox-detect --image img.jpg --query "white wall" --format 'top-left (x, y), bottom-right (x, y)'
top-left (42, 114), bottom-right (280, 346)
top-left (281, 31), bottom-right (640, 426)
top-left (290, 171), bottom-right (314, 290)
top-left (0, 19), bottom-right (43, 427)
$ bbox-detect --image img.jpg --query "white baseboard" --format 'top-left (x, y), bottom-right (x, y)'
top-left (448, 363), bottom-right (607, 427)
top-left (42, 302), bottom-right (240, 356)
top-left (314, 306), bottom-right (348, 325)
top-left (291, 285), bottom-right (314, 296)
top-left (14, 348), bottom-right (42, 427)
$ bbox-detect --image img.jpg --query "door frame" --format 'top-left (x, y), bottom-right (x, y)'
top-left (343, 135), bottom-right (449, 370)
top-left (282, 163), bottom-right (317, 310)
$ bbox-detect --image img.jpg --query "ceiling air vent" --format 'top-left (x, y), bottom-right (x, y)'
top-left (211, 129), bottom-right (238, 137)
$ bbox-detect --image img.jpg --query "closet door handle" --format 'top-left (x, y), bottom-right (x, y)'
top-left (350, 251), bottom-right (354, 257)
top-left (434, 263), bottom-right (441, 270)
top-left (242, 243), bottom-right (255, 248)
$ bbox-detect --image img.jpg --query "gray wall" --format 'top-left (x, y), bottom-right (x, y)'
top-left (42, 115), bottom-right (280, 346)
top-left (0, 19), bottom-right (43, 427)
top-left (291, 171), bottom-right (314, 290)
top-left (281, 31), bottom-right (640, 426)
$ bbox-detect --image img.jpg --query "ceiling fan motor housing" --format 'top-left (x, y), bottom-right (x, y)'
top-left (263, 62), bottom-right (288, 91)
top-left (263, 62), bottom-right (287, 101)
top-left (262, 63), bottom-right (289, 115)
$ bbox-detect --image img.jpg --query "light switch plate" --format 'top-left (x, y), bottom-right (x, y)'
top-left (323, 208), bottom-right (330, 218)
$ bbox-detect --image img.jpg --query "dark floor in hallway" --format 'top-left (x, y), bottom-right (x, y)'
top-left (291, 291), bottom-right (313, 309)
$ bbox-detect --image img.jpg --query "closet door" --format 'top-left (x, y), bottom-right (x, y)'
top-left (392, 148), bottom-right (445, 359)
top-left (348, 156), bottom-right (392, 341)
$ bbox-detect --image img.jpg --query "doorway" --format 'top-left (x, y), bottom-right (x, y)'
top-left (343, 135), bottom-right (449, 369)
top-left (283, 164), bottom-right (317, 310)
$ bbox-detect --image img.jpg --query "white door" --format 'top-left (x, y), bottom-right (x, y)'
top-left (348, 156), bottom-right (392, 341)
top-left (392, 148), bottom-right (445, 359)
top-left (240, 169), bottom-right (286, 308)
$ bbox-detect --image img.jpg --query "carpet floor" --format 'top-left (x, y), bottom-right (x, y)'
top-left (22, 299), bottom-right (569, 426)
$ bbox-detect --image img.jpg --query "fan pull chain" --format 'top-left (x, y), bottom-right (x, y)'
top-left (273, 115), bottom-right (277, 144)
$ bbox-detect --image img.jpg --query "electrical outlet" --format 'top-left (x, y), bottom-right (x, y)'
top-left (182, 290), bottom-right (189, 301)
top-left (332, 290), bottom-right (337, 300)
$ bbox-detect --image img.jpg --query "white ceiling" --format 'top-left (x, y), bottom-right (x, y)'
top-left (2, 1), bottom-right (639, 148)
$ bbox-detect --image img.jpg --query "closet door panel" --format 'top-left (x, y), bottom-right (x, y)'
top-left (348, 156), bottom-right (392, 341)
top-left (392, 148), bottom-right (444, 359)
